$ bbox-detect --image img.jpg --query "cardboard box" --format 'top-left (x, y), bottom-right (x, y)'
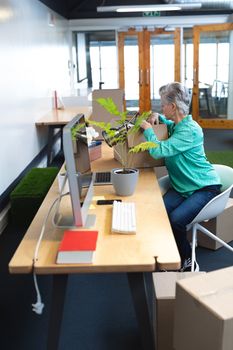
top-left (187, 198), bottom-right (233, 250)
top-left (90, 89), bottom-right (124, 140)
top-left (114, 124), bottom-right (167, 168)
top-left (153, 271), bottom-right (205, 350)
top-left (173, 267), bottom-right (233, 350)
top-left (88, 141), bottom-right (102, 162)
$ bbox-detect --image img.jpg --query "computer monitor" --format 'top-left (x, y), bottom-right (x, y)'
top-left (62, 114), bottom-right (95, 227)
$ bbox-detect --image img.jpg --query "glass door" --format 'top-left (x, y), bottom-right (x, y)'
top-left (146, 28), bottom-right (181, 112)
top-left (118, 29), bottom-right (143, 111)
top-left (193, 23), bottom-right (233, 128)
top-left (118, 28), bottom-right (181, 113)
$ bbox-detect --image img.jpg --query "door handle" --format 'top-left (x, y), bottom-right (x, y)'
top-left (145, 69), bottom-right (150, 86)
top-left (139, 69), bottom-right (143, 86)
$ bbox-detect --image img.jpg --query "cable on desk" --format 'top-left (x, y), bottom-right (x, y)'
top-left (51, 191), bottom-right (72, 229)
top-left (51, 173), bottom-right (80, 230)
top-left (51, 172), bottom-right (75, 229)
top-left (52, 196), bottom-right (77, 229)
top-left (32, 174), bottom-right (69, 315)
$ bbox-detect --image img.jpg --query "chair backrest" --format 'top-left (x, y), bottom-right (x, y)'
top-left (188, 164), bottom-right (233, 226)
top-left (213, 164), bottom-right (233, 192)
top-left (188, 185), bottom-right (233, 226)
top-left (157, 175), bottom-right (170, 196)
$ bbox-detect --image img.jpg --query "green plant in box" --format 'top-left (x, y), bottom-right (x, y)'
top-left (89, 98), bottom-right (158, 196)
top-left (89, 97), bottom-right (158, 172)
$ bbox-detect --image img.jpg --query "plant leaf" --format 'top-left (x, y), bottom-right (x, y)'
top-left (129, 141), bottom-right (158, 153)
top-left (89, 120), bottom-right (127, 145)
top-left (128, 111), bottom-right (152, 134)
top-left (88, 120), bottom-right (112, 133)
top-left (112, 134), bottom-right (127, 144)
top-left (119, 111), bottom-right (128, 124)
top-left (96, 98), bottom-right (121, 115)
top-left (71, 123), bottom-right (85, 140)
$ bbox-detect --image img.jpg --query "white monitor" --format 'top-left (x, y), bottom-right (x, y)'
top-left (62, 114), bottom-right (95, 227)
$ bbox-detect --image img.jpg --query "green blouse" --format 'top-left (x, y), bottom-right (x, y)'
top-left (143, 115), bottom-right (221, 197)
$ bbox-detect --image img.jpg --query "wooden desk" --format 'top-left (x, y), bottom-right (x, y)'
top-left (36, 107), bottom-right (92, 166)
top-left (9, 145), bottom-right (180, 350)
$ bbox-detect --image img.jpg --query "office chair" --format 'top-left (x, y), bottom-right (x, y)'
top-left (158, 164), bottom-right (233, 271)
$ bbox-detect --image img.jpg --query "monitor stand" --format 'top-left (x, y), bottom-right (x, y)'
top-left (55, 213), bottom-right (96, 229)
top-left (84, 214), bottom-right (96, 228)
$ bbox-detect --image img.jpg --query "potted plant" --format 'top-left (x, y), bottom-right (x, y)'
top-left (89, 97), bottom-right (157, 196)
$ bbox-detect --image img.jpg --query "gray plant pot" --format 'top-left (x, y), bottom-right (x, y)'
top-left (111, 168), bottom-right (139, 196)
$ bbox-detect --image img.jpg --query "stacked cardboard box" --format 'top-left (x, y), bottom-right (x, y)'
top-left (173, 266), bottom-right (233, 350)
top-left (153, 271), bottom-right (205, 350)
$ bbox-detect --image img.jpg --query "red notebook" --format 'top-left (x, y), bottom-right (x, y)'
top-left (56, 230), bottom-right (98, 264)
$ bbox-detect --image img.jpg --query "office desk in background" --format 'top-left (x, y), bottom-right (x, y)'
top-left (9, 145), bottom-right (180, 350)
top-left (36, 107), bottom-right (92, 166)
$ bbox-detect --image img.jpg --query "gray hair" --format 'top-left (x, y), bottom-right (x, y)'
top-left (159, 82), bottom-right (191, 115)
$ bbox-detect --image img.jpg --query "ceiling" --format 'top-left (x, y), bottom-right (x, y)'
top-left (39, 0), bottom-right (233, 20)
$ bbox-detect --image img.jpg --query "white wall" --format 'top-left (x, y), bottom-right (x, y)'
top-left (0, 0), bottom-right (70, 196)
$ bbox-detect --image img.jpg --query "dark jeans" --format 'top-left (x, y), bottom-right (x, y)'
top-left (163, 185), bottom-right (221, 263)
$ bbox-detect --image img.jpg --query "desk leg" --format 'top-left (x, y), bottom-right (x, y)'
top-left (47, 127), bottom-right (55, 166)
top-left (47, 126), bottom-right (64, 166)
top-left (47, 274), bottom-right (68, 350)
top-left (60, 126), bottom-right (63, 152)
top-left (127, 272), bottom-right (155, 350)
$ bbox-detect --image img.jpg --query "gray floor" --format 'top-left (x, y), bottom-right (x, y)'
top-left (1, 128), bottom-right (233, 350)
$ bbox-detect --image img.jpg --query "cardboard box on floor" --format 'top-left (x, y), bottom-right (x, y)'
top-left (153, 271), bottom-right (205, 350)
top-left (187, 197), bottom-right (233, 250)
top-left (114, 124), bottom-right (167, 168)
top-left (173, 266), bottom-right (233, 350)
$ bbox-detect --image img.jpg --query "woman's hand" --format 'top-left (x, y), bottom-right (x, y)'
top-left (147, 112), bottom-right (159, 125)
top-left (140, 120), bottom-right (153, 130)
top-left (141, 112), bottom-right (159, 130)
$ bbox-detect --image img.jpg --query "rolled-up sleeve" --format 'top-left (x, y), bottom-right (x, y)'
top-left (143, 127), bottom-right (200, 159)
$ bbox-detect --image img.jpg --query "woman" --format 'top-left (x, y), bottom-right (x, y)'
top-left (140, 82), bottom-right (221, 271)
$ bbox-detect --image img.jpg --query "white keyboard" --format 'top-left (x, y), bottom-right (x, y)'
top-left (112, 201), bottom-right (136, 234)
